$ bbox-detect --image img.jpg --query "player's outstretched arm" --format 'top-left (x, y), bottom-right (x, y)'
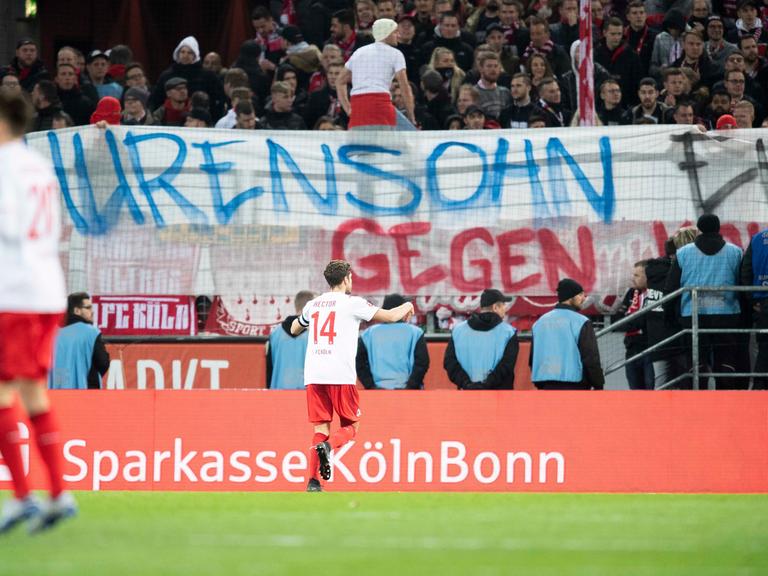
top-left (290, 317), bottom-right (306, 336)
top-left (372, 302), bottom-right (414, 324)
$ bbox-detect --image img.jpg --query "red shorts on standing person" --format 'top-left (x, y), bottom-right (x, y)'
top-left (348, 93), bottom-right (396, 128)
top-left (0, 312), bottom-right (61, 382)
top-left (306, 384), bottom-right (361, 424)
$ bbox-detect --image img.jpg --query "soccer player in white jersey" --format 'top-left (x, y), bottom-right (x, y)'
top-left (337, 18), bottom-right (415, 129)
top-left (291, 260), bottom-right (414, 492)
top-left (0, 92), bottom-right (76, 533)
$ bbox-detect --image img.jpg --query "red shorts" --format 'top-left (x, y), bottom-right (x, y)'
top-left (306, 384), bottom-right (361, 425)
top-left (348, 93), bottom-right (396, 128)
top-left (0, 312), bottom-right (62, 382)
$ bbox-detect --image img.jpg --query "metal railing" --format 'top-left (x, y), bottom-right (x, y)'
top-left (597, 285), bottom-right (768, 390)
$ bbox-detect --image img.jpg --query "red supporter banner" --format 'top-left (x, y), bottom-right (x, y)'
top-left (103, 342), bottom-right (534, 390)
top-left (93, 296), bottom-right (197, 336)
top-left (2, 391), bottom-right (766, 493)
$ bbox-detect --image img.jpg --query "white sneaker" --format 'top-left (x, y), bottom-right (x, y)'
top-left (28, 492), bottom-right (78, 534)
top-left (0, 496), bottom-right (42, 534)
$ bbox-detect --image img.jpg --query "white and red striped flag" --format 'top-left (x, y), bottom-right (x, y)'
top-left (578, 0), bottom-right (596, 126)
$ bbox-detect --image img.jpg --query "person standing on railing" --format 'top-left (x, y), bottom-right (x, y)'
top-left (740, 226), bottom-right (768, 389)
top-left (336, 18), bottom-right (415, 130)
top-left (530, 279), bottom-right (604, 390)
top-left (664, 214), bottom-right (748, 389)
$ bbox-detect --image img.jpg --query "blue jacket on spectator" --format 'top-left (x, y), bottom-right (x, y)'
top-left (267, 315), bottom-right (308, 389)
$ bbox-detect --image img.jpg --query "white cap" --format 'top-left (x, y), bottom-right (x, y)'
top-left (372, 18), bottom-right (398, 42)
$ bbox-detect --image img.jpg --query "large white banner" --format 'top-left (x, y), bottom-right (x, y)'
top-left (26, 125), bottom-right (768, 324)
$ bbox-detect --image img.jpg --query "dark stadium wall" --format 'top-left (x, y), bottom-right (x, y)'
top-left (38, 0), bottom-right (254, 82)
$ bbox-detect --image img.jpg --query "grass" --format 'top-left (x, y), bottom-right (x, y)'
top-left (1, 492), bottom-right (767, 576)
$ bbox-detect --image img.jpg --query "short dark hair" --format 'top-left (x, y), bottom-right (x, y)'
top-left (683, 29), bottom-right (704, 42)
top-left (639, 77), bottom-right (657, 89)
top-left (35, 79), bottom-right (60, 106)
top-left (125, 62), bottom-right (145, 76)
top-left (527, 114), bottom-right (547, 125)
top-left (56, 63), bottom-right (76, 74)
top-left (599, 78), bottom-right (620, 92)
top-left (738, 34), bottom-right (757, 48)
top-left (67, 292), bottom-right (91, 316)
top-left (324, 260), bottom-right (352, 287)
top-left (294, 290), bottom-right (315, 313)
top-left (109, 44), bottom-right (133, 65)
top-left (603, 16), bottom-right (624, 31)
top-left (439, 11), bottom-right (459, 22)
top-left (529, 16), bottom-right (548, 29)
top-left (0, 92), bottom-right (32, 136)
top-left (52, 110), bottom-right (74, 127)
top-left (511, 72), bottom-right (531, 85)
top-left (626, 0), bottom-right (645, 12)
top-left (662, 67), bottom-right (684, 81)
top-left (332, 9), bottom-right (355, 28)
top-left (251, 6), bottom-right (271, 20)
top-left (673, 100), bottom-right (693, 113)
top-left (235, 100), bottom-right (254, 116)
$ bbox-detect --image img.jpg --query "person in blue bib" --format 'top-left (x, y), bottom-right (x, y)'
top-left (356, 294), bottom-right (429, 389)
top-left (266, 290), bottom-right (315, 389)
top-left (665, 214), bottom-right (747, 389)
top-left (443, 288), bottom-right (519, 390)
top-left (741, 225), bottom-right (768, 389)
top-left (49, 292), bottom-right (110, 390)
top-left (530, 279), bottom-right (605, 390)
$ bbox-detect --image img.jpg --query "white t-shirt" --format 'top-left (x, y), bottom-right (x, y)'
top-left (346, 42), bottom-right (406, 96)
top-left (0, 140), bottom-right (66, 312)
top-left (299, 292), bottom-right (378, 385)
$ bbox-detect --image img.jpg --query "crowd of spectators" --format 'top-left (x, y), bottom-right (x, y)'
top-left (4, 0), bottom-right (768, 132)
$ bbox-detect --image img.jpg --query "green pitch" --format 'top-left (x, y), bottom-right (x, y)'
top-left (2, 492), bottom-right (767, 575)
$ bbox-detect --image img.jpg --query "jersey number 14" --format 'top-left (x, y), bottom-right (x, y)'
top-left (311, 311), bottom-right (337, 345)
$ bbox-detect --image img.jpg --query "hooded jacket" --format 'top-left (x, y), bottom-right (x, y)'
top-left (150, 36), bottom-right (226, 120)
top-left (650, 10), bottom-right (686, 79)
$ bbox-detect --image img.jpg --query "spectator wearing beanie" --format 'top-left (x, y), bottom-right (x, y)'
top-left (90, 96), bottom-right (122, 126)
top-left (530, 279), bottom-right (605, 390)
top-left (419, 68), bottom-right (456, 130)
top-left (9, 38), bottom-right (50, 93)
top-left (150, 36), bottom-right (226, 121)
top-left (121, 87), bottom-right (153, 125)
top-left (716, 113), bottom-right (738, 129)
top-left (184, 107), bottom-right (212, 128)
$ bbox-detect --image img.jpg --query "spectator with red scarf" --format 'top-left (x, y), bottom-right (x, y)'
top-left (616, 260), bottom-right (654, 390)
top-left (522, 17), bottom-right (571, 77)
top-left (625, 1), bottom-right (658, 77)
top-left (251, 6), bottom-right (285, 75)
top-left (152, 77), bottom-right (190, 126)
top-left (596, 17), bottom-right (643, 104)
top-left (329, 9), bottom-right (371, 61)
